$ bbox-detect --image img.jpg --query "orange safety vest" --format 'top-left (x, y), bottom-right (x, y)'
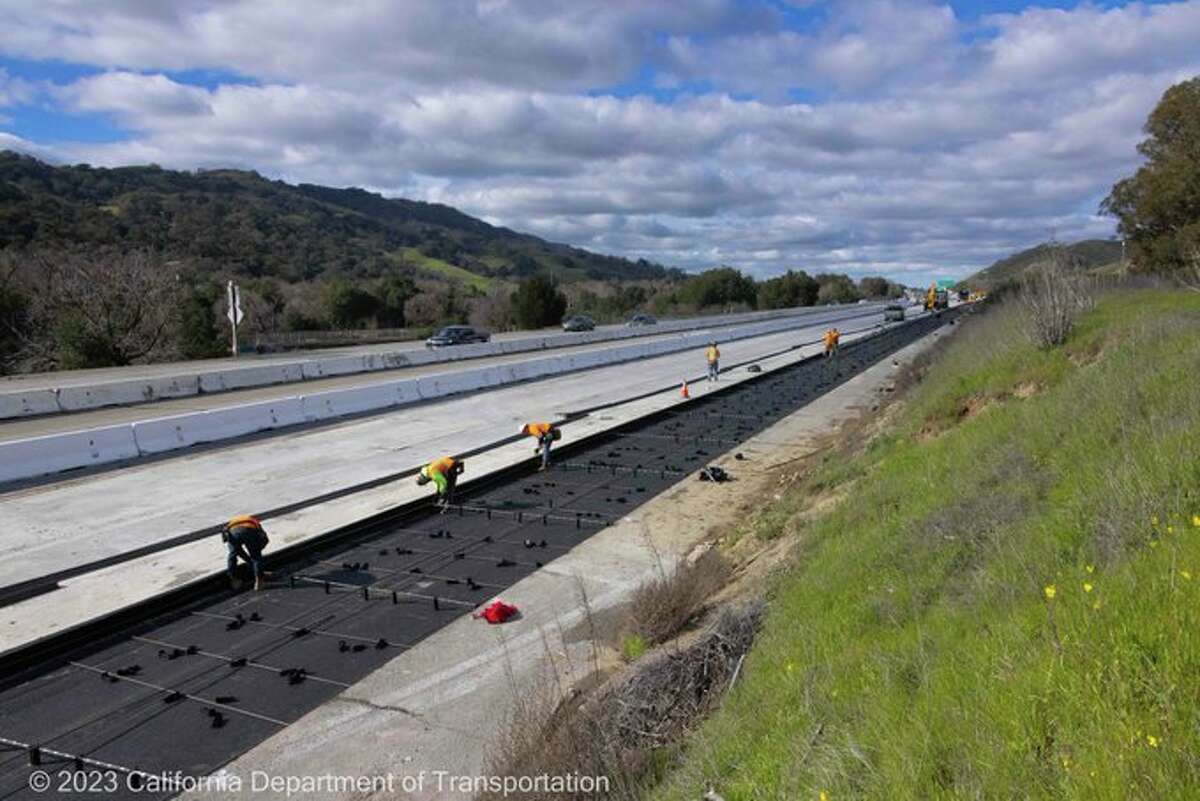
top-left (523, 422), bottom-right (555, 438)
top-left (227, 514), bottom-right (262, 531)
top-left (706, 345), bottom-right (720, 363)
top-left (425, 456), bottom-right (458, 477)
top-left (823, 330), bottom-right (837, 348)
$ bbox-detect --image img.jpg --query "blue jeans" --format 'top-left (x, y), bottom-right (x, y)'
top-left (539, 436), bottom-right (553, 468)
top-left (226, 528), bottom-right (266, 579)
top-left (707, 361), bottom-right (719, 381)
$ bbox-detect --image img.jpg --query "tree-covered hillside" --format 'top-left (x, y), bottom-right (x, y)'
top-left (0, 151), bottom-right (677, 284)
top-left (961, 239), bottom-right (1122, 291)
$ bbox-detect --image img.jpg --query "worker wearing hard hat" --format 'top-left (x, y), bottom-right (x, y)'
top-left (823, 328), bottom-right (840, 359)
top-left (417, 456), bottom-right (464, 510)
top-left (521, 422), bottom-right (561, 470)
top-left (706, 341), bottom-right (720, 382)
top-left (222, 514), bottom-right (271, 591)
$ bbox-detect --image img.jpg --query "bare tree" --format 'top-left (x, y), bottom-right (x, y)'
top-left (469, 284), bottom-right (515, 331)
top-left (19, 249), bottom-right (181, 369)
top-left (1020, 243), bottom-right (1094, 348)
top-left (1183, 245), bottom-right (1200, 292)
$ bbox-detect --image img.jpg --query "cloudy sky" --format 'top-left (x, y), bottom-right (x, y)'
top-left (1, 1), bottom-right (1198, 283)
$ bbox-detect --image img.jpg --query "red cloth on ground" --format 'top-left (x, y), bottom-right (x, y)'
top-left (475, 600), bottom-right (519, 624)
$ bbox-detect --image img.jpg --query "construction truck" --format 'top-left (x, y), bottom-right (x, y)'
top-left (924, 282), bottom-right (949, 311)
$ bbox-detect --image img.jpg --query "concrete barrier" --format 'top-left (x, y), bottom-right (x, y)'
top-left (0, 424), bottom-right (140, 483)
top-left (57, 374), bottom-right (207, 412)
top-left (0, 388), bottom-right (60, 418)
top-left (197, 363), bottom-right (303, 394)
top-left (132, 398), bottom-right (307, 455)
top-left (300, 381), bottom-right (420, 422)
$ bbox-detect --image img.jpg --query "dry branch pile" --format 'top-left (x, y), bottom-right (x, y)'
top-left (482, 602), bottom-right (763, 801)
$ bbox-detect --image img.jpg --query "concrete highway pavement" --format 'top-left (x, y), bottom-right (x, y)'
top-left (0, 312), bottom-right (846, 441)
top-left (0, 307), bottom-right (908, 590)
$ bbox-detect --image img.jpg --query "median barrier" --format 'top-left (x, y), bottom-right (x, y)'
top-left (132, 398), bottom-right (306, 454)
top-left (298, 355), bottom-right (369, 380)
top-left (0, 388), bottom-right (60, 418)
top-left (299, 381), bottom-right (418, 422)
top-left (0, 424), bottom-right (140, 482)
top-left (55, 381), bottom-right (146, 411)
top-left (197, 363), bottom-right (303, 394)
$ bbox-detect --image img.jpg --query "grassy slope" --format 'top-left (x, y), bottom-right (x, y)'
top-left (963, 240), bottom-right (1123, 291)
top-left (653, 290), bottom-right (1200, 800)
top-left (395, 247), bottom-right (495, 292)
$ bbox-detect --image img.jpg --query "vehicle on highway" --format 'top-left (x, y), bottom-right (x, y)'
top-left (626, 313), bottom-right (658, 327)
top-left (883, 303), bottom-right (906, 322)
top-left (425, 325), bottom-right (491, 348)
top-left (562, 315), bottom-right (596, 332)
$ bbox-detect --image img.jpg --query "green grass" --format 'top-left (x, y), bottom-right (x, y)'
top-left (651, 289), bottom-right (1200, 800)
top-left (394, 247), bottom-right (494, 292)
top-left (621, 633), bottom-right (649, 663)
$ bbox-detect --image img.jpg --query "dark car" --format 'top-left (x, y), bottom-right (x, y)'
top-left (562, 315), bottom-right (596, 332)
top-left (625, 313), bottom-right (658, 327)
top-left (425, 325), bottom-right (491, 348)
top-left (883, 303), bottom-right (906, 322)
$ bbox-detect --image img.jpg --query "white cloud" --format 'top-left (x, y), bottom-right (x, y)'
top-left (2, 0), bottom-right (1199, 282)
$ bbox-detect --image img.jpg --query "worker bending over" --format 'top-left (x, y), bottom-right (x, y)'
top-left (417, 455), bottom-right (464, 509)
top-left (823, 328), bottom-right (840, 359)
top-left (706, 341), bottom-right (720, 382)
top-left (522, 422), bottom-right (561, 470)
top-left (223, 514), bottom-right (271, 591)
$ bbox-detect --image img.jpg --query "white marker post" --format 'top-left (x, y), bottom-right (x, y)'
top-left (226, 280), bottom-right (244, 357)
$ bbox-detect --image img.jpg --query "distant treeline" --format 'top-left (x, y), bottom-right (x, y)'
top-left (0, 250), bottom-right (904, 374)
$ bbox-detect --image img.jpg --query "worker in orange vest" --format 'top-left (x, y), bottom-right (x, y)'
top-left (417, 455), bottom-right (464, 509)
top-left (823, 328), bottom-right (840, 359)
top-left (222, 514), bottom-right (271, 591)
top-left (706, 341), bottom-right (720, 382)
top-left (521, 422), bottom-right (561, 470)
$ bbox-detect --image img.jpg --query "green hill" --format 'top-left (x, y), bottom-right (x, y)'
top-left (0, 150), bottom-right (678, 284)
top-left (963, 239), bottom-right (1123, 291)
top-left (654, 289), bottom-right (1200, 799)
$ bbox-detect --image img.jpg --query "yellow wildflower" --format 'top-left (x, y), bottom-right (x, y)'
top-left (1044, 584), bottom-right (1057, 600)
top-left (1167, 525), bottom-right (1175, 534)
top-left (1092, 600), bottom-right (1101, 611)
top-left (1152, 516), bottom-right (1160, 526)
top-left (1083, 582), bottom-right (1093, 593)
top-left (820, 792), bottom-right (829, 801)
top-left (1147, 734), bottom-right (1159, 748)
top-left (1181, 570), bottom-right (1192, 581)
top-left (1192, 514), bottom-right (1200, 528)
top-left (1085, 564), bottom-right (1095, 574)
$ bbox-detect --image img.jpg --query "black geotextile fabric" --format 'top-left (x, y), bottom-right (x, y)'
top-left (0, 313), bottom-right (952, 800)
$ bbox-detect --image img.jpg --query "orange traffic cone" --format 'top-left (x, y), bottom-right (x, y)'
top-left (680, 380), bottom-right (690, 399)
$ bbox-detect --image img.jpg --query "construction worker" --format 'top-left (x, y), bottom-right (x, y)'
top-left (222, 514), bottom-right (270, 591)
top-left (417, 455), bottom-right (464, 509)
top-left (706, 341), bottom-right (720, 382)
top-left (823, 327), bottom-right (840, 359)
top-left (521, 422), bottom-right (561, 470)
